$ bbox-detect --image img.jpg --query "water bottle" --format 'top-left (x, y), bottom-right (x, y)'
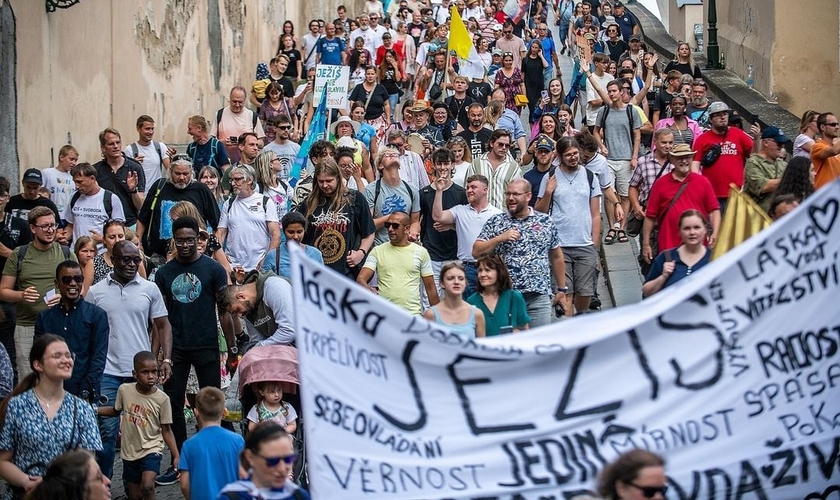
top-left (746, 65), bottom-right (754, 88)
top-left (719, 52), bottom-right (726, 69)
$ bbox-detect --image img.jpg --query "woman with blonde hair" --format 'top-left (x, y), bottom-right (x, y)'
top-left (793, 109), bottom-right (819, 158)
top-left (253, 150), bottom-right (292, 221)
top-left (447, 136), bottom-right (472, 187)
top-left (664, 41), bottom-right (701, 79)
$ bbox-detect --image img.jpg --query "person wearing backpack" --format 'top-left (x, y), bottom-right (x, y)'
top-left (594, 79), bottom-right (641, 245)
top-left (63, 162), bottom-right (126, 250)
top-left (535, 137), bottom-right (601, 316)
top-left (363, 148), bottom-right (421, 246)
top-left (0, 206), bottom-right (77, 378)
top-left (93, 128), bottom-right (145, 227)
top-left (186, 115), bottom-right (231, 178)
top-left (211, 86), bottom-right (266, 165)
top-left (125, 115), bottom-right (171, 187)
top-left (217, 165), bottom-right (280, 271)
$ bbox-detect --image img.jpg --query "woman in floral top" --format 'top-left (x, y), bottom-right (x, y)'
top-left (0, 334), bottom-right (101, 499)
top-left (493, 52), bottom-right (526, 112)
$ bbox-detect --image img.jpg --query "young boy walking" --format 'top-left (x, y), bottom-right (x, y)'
top-left (99, 351), bottom-right (178, 500)
top-left (179, 386), bottom-right (245, 500)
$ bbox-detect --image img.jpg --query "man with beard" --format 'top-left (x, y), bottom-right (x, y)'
top-left (690, 102), bottom-right (756, 214)
top-left (811, 111), bottom-right (840, 189)
top-left (296, 158), bottom-right (376, 279)
top-left (93, 127), bottom-right (146, 227)
top-left (136, 158), bottom-right (221, 263)
top-left (357, 211), bottom-right (438, 315)
top-left (217, 270), bottom-right (295, 347)
top-left (457, 104), bottom-right (493, 158)
top-left (686, 80), bottom-right (712, 130)
top-left (535, 138), bottom-right (601, 316)
top-left (261, 115), bottom-right (301, 182)
top-left (154, 217), bottom-right (235, 480)
top-left (0, 207), bottom-right (75, 378)
top-left (87, 240), bottom-right (172, 479)
top-left (473, 178), bottom-right (566, 327)
top-left (35, 261), bottom-right (108, 399)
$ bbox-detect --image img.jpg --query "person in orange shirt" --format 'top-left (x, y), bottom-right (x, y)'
top-left (811, 112), bottom-right (840, 189)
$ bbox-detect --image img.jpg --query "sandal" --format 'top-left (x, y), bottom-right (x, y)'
top-left (617, 230), bottom-right (629, 243)
top-left (604, 229), bottom-right (618, 245)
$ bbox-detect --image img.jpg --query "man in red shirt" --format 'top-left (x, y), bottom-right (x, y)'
top-left (691, 102), bottom-right (756, 214)
top-left (811, 112), bottom-right (840, 190)
top-left (643, 144), bottom-right (720, 263)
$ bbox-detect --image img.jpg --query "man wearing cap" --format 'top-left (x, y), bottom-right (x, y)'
top-left (744, 126), bottom-right (789, 213)
top-left (4, 169), bottom-right (61, 240)
top-left (496, 21), bottom-right (526, 68)
top-left (691, 101), bottom-right (757, 213)
top-left (811, 112), bottom-right (840, 190)
top-left (316, 21), bottom-right (347, 66)
top-left (408, 101), bottom-right (444, 152)
top-left (612, 1), bottom-right (639, 42)
top-left (523, 135), bottom-right (557, 205)
top-left (262, 115), bottom-right (301, 182)
top-left (643, 144), bottom-right (720, 263)
top-left (487, 48), bottom-right (503, 80)
top-left (626, 34), bottom-right (644, 73)
top-left (536, 137), bottom-right (602, 316)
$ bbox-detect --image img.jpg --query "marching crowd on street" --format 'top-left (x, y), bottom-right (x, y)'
top-left (0, 0), bottom-right (836, 498)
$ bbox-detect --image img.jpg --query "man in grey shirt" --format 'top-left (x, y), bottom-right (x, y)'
top-left (594, 78), bottom-right (641, 245)
top-left (261, 114), bottom-right (301, 181)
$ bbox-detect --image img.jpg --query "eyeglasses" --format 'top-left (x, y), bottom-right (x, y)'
top-left (505, 191), bottom-right (527, 197)
top-left (119, 256), bottom-right (143, 265)
top-left (60, 275), bottom-right (84, 284)
top-left (49, 352), bottom-right (76, 362)
top-left (503, 31), bottom-right (513, 35)
top-left (174, 237), bottom-right (197, 246)
top-left (277, 125), bottom-right (292, 130)
top-left (628, 483), bottom-right (668, 498)
top-left (824, 122), bottom-right (840, 127)
top-left (258, 454), bottom-right (297, 467)
top-left (231, 176), bottom-right (246, 183)
top-left (384, 222), bottom-right (404, 229)
top-left (495, 142), bottom-right (511, 148)
top-left (33, 223), bottom-right (57, 231)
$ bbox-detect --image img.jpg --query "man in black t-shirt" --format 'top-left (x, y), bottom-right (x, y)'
top-left (155, 216), bottom-right (234, 455)
top-left (457, 103), bottom-right (493, 158)
top-left (419, 150), bottom-right (467, 295)
top-left (4, 168), bottom-right (61, 241)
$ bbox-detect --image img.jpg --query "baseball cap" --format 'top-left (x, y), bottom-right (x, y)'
top-left (761, 126), bottom-right (791, 143)
top-left (629, 34), bottom-right (642, 42)
top-left (382, 32), bottom-right (392, 39)
top-left (22, 168), bottom-right (43, 185)
top-left (492, 48), bottom-right (503, 56)
top-left (336, 137), bottom-right (358, 150)
top-left (534, 134), bottom-right (555, 151)
top-left (708, 101), bottom-right (731, 115)
top-left (492, 23), bottom-right (503, 31)
top-left (614, 1), bottom-right (625, 7)
top-left (422, 16), bottom-right (435, 23)
top-left (669, 144), bottom-right (695, 157)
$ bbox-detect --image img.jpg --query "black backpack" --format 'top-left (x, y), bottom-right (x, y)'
top-left (597, 104), bottom-right (636, 150)
top-left (69, 190), bottom-right (114, 219)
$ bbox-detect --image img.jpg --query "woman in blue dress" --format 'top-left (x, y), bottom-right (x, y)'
top-left (0, 334), bottom-right (102, 499)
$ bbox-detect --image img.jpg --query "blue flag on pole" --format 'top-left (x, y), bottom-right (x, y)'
top-left (289, 90), bottom-right (328, 187)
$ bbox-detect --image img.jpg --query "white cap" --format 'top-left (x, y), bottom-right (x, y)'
top-left (336, 136), bottom-right (357, 150)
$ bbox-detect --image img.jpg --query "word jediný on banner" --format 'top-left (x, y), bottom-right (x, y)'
top-left (290, 182), bottom-right (840, 500)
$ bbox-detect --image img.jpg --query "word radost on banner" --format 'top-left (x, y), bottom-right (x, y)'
top-left (313, 64), bottom-right (350, 110)
top-left (290, 182), bottom-right (840, 500)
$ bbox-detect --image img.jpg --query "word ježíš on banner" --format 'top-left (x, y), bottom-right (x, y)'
top-left (290, 181), bottom-right (840, 500)
top-left (314, 64), bottom-right (350, 111)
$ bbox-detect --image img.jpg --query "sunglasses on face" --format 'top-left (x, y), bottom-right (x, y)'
top-left (258, 454), bottom-right (297, 467)
top-left (60, 275), bottom-right (84, 284)
top-left (629, 483), bottom-right (669, 498)
top-left (120, 256), bottom-right (143, 265)
top-left (384, 222), bottom-right (404, 229)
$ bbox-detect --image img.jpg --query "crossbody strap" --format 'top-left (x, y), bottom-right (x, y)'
top-left (664, 180), bottom-right (690, 217)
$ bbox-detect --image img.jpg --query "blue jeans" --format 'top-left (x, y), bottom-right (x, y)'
top-left (462, 262), bottom-right (478, 299)
top-left (96, 374), bottom-right (135, 479)
top-left (389, 93), bottom-right (400, 122)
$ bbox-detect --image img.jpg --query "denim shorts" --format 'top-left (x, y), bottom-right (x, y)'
top-left (123, 452), bottom-right (163, 483)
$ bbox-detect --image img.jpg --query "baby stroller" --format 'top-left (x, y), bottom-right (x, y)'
top-left (233, 345), bottom-right (308, 486)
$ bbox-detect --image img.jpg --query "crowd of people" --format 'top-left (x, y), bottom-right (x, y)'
top-left (0, 0), bottom-right (835, 498)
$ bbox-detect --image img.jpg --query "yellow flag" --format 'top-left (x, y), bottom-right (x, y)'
top-left (448, 6), bottom-right (474, 60)
top-left (711, 184), bottom-right (773, 259)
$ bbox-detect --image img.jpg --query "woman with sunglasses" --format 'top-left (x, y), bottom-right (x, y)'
top-left (92, 219), bottom-right (147, 285)
top-left (258, 81), bottom-right (297, 144)
top-left (0, 334), bottom-right (102, 498)
top-left (218, 421), bottom-right (309, 499)
top-left (597, 449), bottom-right (668, 500)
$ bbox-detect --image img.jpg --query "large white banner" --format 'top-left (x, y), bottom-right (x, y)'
top-left (291, 182), bottom-right (840, 500)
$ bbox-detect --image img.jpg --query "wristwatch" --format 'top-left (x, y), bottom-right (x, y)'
top-left (162, 359), bottom-right (172, 365)
top-left (556, 287), bottom-right (569, 293)
top-left (229, 346), bottom-right (239, 355)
